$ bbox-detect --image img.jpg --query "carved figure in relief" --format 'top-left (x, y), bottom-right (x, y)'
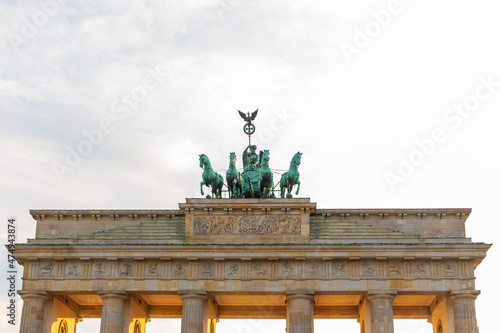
top-left (175, 263), bottom-right (186, 276)
top-left (444, 263), bottom-right (458, 277)
top-left (227, 264), bottom-right (239, 277)
top-left (121, 264), bottom-right (132, 276)
top-left (95, 263), bottom-right (105, 276)
top-left (414, 264), bottom-right (427, 277)
top-left (253, 263), bottom-right (266, 276)
top-left (193, 215), bottom-right (300, 235)
top-left (282, 262), bottom-right (293, 276)
top-left (40, 262), bottom-right (54, 276)
top-left (148, 263), bottom-right (158, 275)
top-left (335, 263), bottom-right (347, 275)
top-left (200, 264), bottom-right (212, 276)
top-left (67, 265), bottom-right (79, 276)
top-left (388, 264), bottom-right (402, 275)
top-left (361, 263), bottom-right (375, 276)
top-left (309, 263), bottom-right (319, 275)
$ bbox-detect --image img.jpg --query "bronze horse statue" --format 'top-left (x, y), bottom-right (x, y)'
top-left (199, 154), bottom-right (224, 198)
top-left (226, 152), bottom-right (243, 198)
top-left (280, 152), bottom-right (302, 198)
top-left (259, 149), bottom-right (274, 198)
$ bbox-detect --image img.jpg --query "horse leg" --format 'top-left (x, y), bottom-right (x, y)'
top-left (200, 181), bottom-right (205, 196)
top-left (296, 180), bottom-right (301, 195)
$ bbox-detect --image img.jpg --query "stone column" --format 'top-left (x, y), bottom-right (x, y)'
top-left (179, 291), bottom-right (208, 333)
top-left (451, 290), bottom-right (480, 333)
top-left (18, 291), bottom-right (49, 333)
top-left (98, 291), bottom-right (129, 333)
top-left (286, 291), bottom-right (314, 333)
top-left (367, 291), bottom-right (396, 333)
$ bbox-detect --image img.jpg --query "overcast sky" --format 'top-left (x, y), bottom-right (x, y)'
top-left (1, 0), bottom-right (499, 332)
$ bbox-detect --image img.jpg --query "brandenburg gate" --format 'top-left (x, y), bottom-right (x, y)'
top-left (14, 198), bottom-right (490, 333)
top-left (14, 111), bottom-right (490, 332)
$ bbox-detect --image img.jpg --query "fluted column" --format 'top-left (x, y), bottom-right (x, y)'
top-left (179, 291), bottom-right (208, 333)
top-left (286, 291), bottom-right (314, 333)
top-left (18, 291), bottom-right (49, 333)
top-left (451, 291), bottom-right (480, 333)
top-left (98, 291), bottom-right (129, 333)
top-left (367, 291), bottom-right (396, 333)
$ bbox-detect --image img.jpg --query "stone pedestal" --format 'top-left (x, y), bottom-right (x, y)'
top-left (99, 291), bottom-right (129, 333)
top-left (180, 291), bottom-right (208, 333)
top-left (19, 291), bottom-right (49, 333)
top-left (451, 291), bottom-right (480, 333)
top-left (367, 291), bottom-right (396, 333)
top-left (286, 292), bottom-right (314, 333)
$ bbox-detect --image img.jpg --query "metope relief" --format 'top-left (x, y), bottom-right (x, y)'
top-left (146, 263), bottom-right (160, 276)
top-left (199, 263), bottom-right (213, 277)
top-left (174, 263), bottom-right (187, 277)
top-left (443, 262), bottom-right (458, 277)
top-left (120, 263), bottom-right (132, 277)
top-left (226, 263), bottom-right (240, 277)
top-left (306, 261), bottom-right (321, 277)
top-left (280, 262), bottom-right (296, 277)
top-left (387, 263), bottom-right (403, 277)
top-left (361, 262), bottom-right (376, 277)
top-left (39, 262), bottom-right (54, 277)
top-left (414, 263), bottom-right (429, 278)
top-left (93, 262), bottom-right (108, 277)
top-left (193, 215), bottom-right (301, 235)
top-left (251, 263), bottom-right (267, 277)
top-left (66, 263), bottom-right (80, 277)
top-left (334, 262), bottom-right (349, 277)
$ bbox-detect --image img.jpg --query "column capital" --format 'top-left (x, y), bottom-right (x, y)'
top-left (367, 290), bottom-right (397, 301)
top-left (450, 290), bottom-right (480, 300)
top-left (18, 290), bottom-right (49, 301)
top-left (178, 290), bottom-right (208, 301)
top-left (285, 290), bottom-right (315, 302)
top-left (97, 290), bottom-right (129, 301)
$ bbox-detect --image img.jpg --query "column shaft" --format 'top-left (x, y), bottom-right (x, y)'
top-left (286, 292), bottom-right (314, 333)
top-left (99, 292), bottom-right (129, 333)
top-left (180, 293), bottom-right (208, 333)
top-left (451, 291), bottom-right (480, 333)
top-left (367, 292), bottom-right (396, 333)
top-left (19, 292), bottom-right (49, 333)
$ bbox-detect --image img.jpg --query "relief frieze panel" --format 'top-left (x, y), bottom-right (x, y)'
top-left (387, 262), bottom-right (403, 277)
top-left (38, 262), bottom-right (55, 277)
top-left (31, 258), bottom-right (465, 281)
top-left (193, 215), bottom-right (301, 235)
top-left (65, 263), bottom-right (81, 277)
top-left (333, 261), bottom-right (349, 277)
top-left (92, 262), bottom-right (109, 277)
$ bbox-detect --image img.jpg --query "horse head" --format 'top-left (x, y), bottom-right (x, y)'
top-left (262, 149), bottom-right (270, 162)
top-left (290, 151), bottom-right (302, 167)
top-left (229, 152), bottom-right (237, 167)
top-left (199, 154), bottom-right (208, 169)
